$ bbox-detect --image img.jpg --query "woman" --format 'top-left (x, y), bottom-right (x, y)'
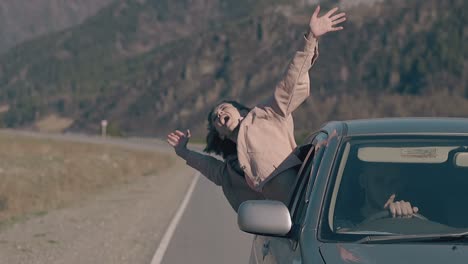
top-left (167, 6), bottom-right (347, 212)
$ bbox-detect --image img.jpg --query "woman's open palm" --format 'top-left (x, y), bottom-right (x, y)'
top-left (310, 6), bottom-right (346, 38)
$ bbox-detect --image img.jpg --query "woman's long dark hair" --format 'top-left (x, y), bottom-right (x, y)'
top-left (204, 100), bottom-right (251, 159)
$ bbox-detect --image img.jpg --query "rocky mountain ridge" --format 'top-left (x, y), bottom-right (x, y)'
top-left (0, 0), bottom-right (115, 54)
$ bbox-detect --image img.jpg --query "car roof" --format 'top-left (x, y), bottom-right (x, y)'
top-left (322, 117), bottom-right (468, 136)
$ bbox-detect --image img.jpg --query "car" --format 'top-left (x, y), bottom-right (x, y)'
top-left (238, 117), bottom-right (468, 264)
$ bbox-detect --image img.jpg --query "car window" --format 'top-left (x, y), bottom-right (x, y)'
top-left (290, 132), bottom-right (329, 225)
top-left (288, 143), bottom-right (314, 215)
top-left (321, 136), bottom-right (468, 241)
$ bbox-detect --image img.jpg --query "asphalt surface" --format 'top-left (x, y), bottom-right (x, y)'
top-left (161, 175), bottom-right (253, 264)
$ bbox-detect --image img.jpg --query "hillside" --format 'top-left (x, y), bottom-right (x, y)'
top-left (0, 0), bottom-right (114, 54)
top-left (0, 0), bottom-right (466, 138)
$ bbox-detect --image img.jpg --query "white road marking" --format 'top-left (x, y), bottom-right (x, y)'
top-left (150, 172), bottom-right (200, 264)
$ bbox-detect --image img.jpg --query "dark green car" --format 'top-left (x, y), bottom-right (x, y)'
top-left (238, 118), bottom-right (468, 264)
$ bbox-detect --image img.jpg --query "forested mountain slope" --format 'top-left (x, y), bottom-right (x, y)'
top-left (0, 0), bottom-right (466, 138)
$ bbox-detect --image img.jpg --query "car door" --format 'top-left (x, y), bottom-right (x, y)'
top-left (250, 132), bottom-right (328, 264)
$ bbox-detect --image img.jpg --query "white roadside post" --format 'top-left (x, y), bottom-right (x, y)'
top-left (101, 119), bottom-right (108, 137)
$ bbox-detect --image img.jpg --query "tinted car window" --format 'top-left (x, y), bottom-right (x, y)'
top-left (321, 136), bottom-right (468, 240)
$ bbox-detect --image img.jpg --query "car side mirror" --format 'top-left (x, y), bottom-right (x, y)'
top-left (454, 152), bottom-right (468, 167)
top-left (237, 200), bottom-right (292, 236)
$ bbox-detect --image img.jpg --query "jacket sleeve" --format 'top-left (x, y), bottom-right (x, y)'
top-left (267, 35), bottom-right (319, 118)
top-left (181, 149), bottom-right (225, 186)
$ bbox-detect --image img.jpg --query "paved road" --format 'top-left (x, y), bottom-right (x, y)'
top-left (160, 175), bottom-right (253, 264)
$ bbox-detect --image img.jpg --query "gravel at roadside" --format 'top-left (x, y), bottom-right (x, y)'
top-left (0, 157), bottom-right (194, 264)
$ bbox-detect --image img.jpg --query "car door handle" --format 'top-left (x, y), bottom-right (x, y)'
top-left (262, 241), bottom-right (270, 260)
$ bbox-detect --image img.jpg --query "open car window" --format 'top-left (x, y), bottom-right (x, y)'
top-left (290, 132), bottom-right (329, 224)
top-left (288, 143), bottom-right (315, 215)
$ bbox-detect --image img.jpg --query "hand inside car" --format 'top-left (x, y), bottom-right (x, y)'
top-left (384, 194), bottom-right (419, 218)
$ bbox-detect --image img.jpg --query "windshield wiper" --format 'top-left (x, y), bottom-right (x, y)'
top-left (357, 231), bottom-right (468, 244)
top-left (337, 230), bottom-right (395, 235)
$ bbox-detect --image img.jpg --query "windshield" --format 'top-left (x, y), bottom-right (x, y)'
top-left (323, 137), bottom-right (468, 240)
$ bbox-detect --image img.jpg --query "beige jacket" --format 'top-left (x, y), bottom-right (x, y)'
top-left (238, 35), bottom-right (318, 191)
top-left (180, 35), bottom-right (318, 209)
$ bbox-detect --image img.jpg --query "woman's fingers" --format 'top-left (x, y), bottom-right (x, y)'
top-left (330, 26), bottom-right (344, 31)
top-left (330, 12), bottom-right (346, 21)
top-left (167, 137), bottom-right (177, 146)
top-left (325, 7), bottom-right (338, 18)
top-left (174, 130), bottom-right (185, 137)
top-left (168, 138), bottom-right (184, 147)
top-left (168, 130), bottom-right (191, 144)
top-left (332, 17), bottom-right (346, 25)
top-left (167, 132), bottom-right (179, 139)
top-left (167, 134), bottom-right (180, 143)
top-left (309, 6), bottom-right (345, 37)
top-left (167, 129), bottom-right (191, 154)
top-left (312, 5), bottom-right (320, 19)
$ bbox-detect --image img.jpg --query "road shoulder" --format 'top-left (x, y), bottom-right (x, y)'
top-left (0, 157), bottom-right (195, 264)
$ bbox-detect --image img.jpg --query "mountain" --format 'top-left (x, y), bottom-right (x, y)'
top-left (0, 0), bottom-right (466, 138)
top-left (0, 0), bottom-right (115, 54)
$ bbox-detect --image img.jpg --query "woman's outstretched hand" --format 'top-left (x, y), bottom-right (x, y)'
top-left (309, 6), bottom-right (346, 38)
top-left (167, 129), bottom-right (191, 156)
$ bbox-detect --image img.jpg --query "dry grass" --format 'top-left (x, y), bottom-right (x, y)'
top-left (34, 114), bottom-right (74, 133)
top-left (0, 133), bottom-right (174, 224)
